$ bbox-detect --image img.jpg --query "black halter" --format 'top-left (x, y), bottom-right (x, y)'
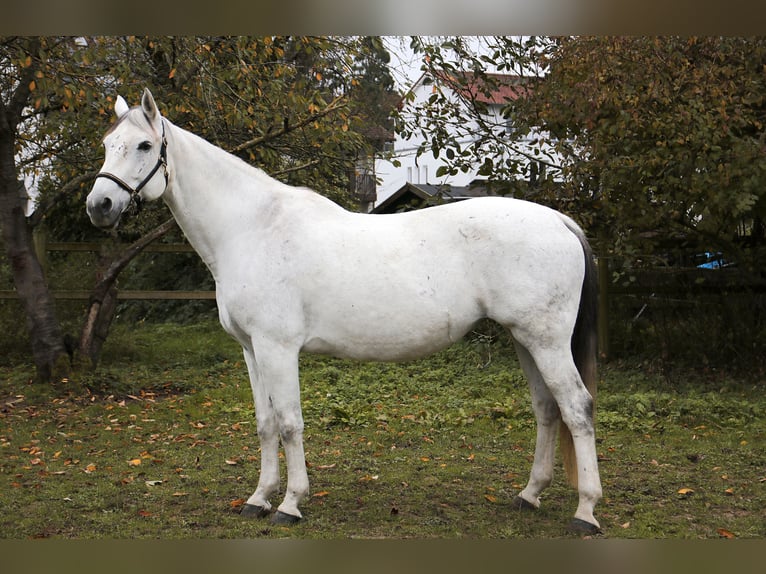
top-left (95, 121), bottom-right (168, 213)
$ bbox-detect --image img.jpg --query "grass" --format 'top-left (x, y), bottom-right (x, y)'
top-left (0, 320), bottom-right (764, 539)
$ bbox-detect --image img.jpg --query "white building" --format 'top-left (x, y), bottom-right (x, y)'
top-left (366, 71), bottom-right (560, 213)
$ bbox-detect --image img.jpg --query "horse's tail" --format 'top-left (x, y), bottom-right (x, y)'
top-left (558, 215), bottom-right (599, 489)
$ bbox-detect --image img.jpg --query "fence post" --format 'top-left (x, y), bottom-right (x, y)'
top-left (597, 254), bottom-right (610, 361)
top-left (32, 224), bottom-right (49, 278)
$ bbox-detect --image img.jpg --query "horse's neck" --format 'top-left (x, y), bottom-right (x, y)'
top-left (162, 122), bottom-right (277, 278)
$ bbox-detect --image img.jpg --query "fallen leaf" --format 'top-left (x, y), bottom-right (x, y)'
top-left (145, 480), bottom-right (163, 487)
top-left (316, 463), bottom-right (336, 470)
top-left (621, 521), bottom-right (631, 529)
top-left (724, 488), bottom-right (734, 495)
top-left (128, 458), bottom-right (142, 467)
top-left (484, 494), bottom-right (498, 503)
top-left (172, 492), bottom-right (188, 497)
top-left (717, 528), bottom-right (736, 539)
top-left (313, 490), bottom-right (330, 498)
top-left (84, 463), bottom-right (97, 474)
top-left (137, 510), bottom-right (152, 518)
top-left (677, 487), bottom-right (694, 496)
top-left (225, 459), bottom-right (239, 466)
top-left (230, 498), bottom-right (246, 508)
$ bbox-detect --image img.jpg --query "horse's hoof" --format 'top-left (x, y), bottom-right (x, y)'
top-left (240, 504), bottom-right (271, 518)
top-left (569, 518), bottom-right (602, 535)
top-left (271, 510), bottom-right (301, 525)
top-left (511, 495), bottom-right (537, 511)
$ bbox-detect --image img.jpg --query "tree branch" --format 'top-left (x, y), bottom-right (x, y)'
top-left (28, 170), bottom-right (99, 226)
top-left (7, 38), bottom-right (41, 130)
top-left (229, 95), bottom-right (347, 155)
top-left (272, 159), bottom-right (321, 177)
top-left (92, 217), bottom-right (178, 300)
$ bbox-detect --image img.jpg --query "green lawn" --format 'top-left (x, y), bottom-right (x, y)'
top-left (1, 321), bottom-right (763, 539)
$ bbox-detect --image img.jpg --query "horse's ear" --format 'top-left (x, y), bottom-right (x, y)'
top-left (115, 95), bottom-right (129, 118)
top-left (141, 88), bottom-right (161, 125)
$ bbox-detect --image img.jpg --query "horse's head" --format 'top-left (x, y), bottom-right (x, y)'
top-left (86, 89), bottom-right (168, 229)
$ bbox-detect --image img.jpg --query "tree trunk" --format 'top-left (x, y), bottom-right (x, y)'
top-left (78, 218), bottom-right (177, 368)
top-left (0, 36), bottom-right (69, 381)
top-left (0, 180), bottom-right (68, 382)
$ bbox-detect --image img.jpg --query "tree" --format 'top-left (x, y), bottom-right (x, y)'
top-left (2, 36), bottom-right (396, 378)
top-left (519, 37), bottom-right (766, 276)
top-left (347, 36), bottom-right (398, 152)
top-left (0, 37), bottom-right (102, 381)
top-left (404, 36), bottom-right (766, 276)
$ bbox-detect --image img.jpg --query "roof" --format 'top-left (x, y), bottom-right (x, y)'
top-left (397, 71), bottom-right (529, 111)
top-left (450, 72), bottom-right (528, 105)
top-left (371, 182), bottom-right (492, 214)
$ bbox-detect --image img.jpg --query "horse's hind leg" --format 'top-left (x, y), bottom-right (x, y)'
top-left (512, 341), bottom-right (560, 511)
top-left (524, 343), bottom-right (602, 531)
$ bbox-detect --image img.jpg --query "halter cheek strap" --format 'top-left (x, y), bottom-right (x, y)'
top-left (95, 121), bottom-right (169, 213)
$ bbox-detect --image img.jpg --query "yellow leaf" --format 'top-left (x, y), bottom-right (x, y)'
top-left (168, 68), bottom-right (176, 79)
top-left (484, 494), bottom-right (498, 503)
top-left (28, 80), bottom-right (36, 92)
top-left (677, 487), bottom-right (694, 495)
top-left (84, 463), bottom-right (97, 473)
top-left (724, 488), bottom-right (734, 495)
top-left (312, 490), bottom-right (330, 498)
top-left (717, 527), bottom-right (736, 539)
top-left (128, 458), bottom-right (142, 466)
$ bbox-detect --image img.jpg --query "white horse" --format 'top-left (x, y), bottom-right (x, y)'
top-left (86, 89), bottom-right (602, 533)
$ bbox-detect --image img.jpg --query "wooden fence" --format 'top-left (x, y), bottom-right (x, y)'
top-left (0, 241), bottom-right (216, 301)
top-left (3, 241), bottom-right (763, 360)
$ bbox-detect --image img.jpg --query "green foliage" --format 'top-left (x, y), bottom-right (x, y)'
top-left (524, 37), bottom-right (766, 275)
top-left (1, 36), bottom-right (401, 361)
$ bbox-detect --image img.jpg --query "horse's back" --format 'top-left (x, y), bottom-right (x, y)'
top-left (300, 196), bottom-right (584, 359)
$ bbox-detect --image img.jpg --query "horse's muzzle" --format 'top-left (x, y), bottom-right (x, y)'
top-left (86, 187), bottom-right (129, 229)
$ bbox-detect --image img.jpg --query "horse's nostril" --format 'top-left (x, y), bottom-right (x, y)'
top-left (101, 197), bottom-right (112, 212)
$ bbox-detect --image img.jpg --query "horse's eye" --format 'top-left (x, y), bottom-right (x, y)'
top-left (137, 141), bottom-right (152, 151)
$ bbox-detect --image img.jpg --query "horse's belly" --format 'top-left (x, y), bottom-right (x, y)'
top-left (301, 302), bottom-right (480, 361)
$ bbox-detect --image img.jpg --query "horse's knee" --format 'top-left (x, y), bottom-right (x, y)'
top-left (277, 415), bottom-right (304, 443)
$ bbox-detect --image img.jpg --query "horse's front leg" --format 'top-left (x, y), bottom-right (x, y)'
top-left (240, 348), bottom-right (280, 518)
top-left (243, 342), bottom-right (308, 524)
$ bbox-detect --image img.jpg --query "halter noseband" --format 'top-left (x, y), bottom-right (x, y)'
top-left (95, 120), bottom-right (168, 213)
